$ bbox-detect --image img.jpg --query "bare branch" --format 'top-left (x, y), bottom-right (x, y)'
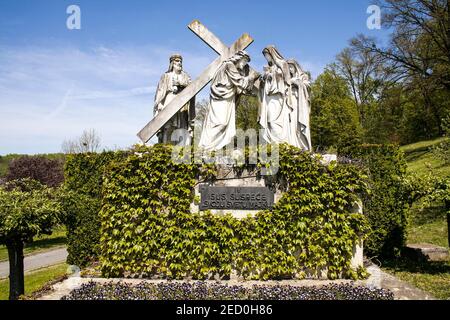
top-left (61, 129), bottom-right (102, 154)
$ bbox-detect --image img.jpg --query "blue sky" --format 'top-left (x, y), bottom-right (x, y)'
top-left (0, 0), bottom-right (390, 155)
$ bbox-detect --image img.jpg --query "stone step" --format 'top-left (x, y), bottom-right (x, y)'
top-left (404, 243), bottom-right (449, 262)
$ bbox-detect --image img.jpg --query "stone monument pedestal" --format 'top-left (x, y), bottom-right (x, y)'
top-left (191, 166), bottom-right (282, 219)
top-left (189, 161), bottom-right (364, 273)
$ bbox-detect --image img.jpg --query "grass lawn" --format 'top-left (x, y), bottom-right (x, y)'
top-left (0, 263), bottom-right (68, 300)
top-left (383, 258), bottom-right (450, 300)
top-left (0, 225), bottom-right (67, 262)
top-left (408, 204), bottom-right (449, 248)
top-left (400, 137), bottom-right (450, 177)
top-left (380, 138), bottom-right (450, 299)
top-left (400, 138), bottom-right (449, 249)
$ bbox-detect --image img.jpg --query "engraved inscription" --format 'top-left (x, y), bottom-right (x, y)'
top-left (200, 186), bottom-right (274, 210)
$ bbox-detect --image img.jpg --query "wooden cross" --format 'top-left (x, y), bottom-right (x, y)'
top-left (137, 20), bottom-right (254, 143)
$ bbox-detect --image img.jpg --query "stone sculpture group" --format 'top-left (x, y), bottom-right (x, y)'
top-left (148, 21), bottom-right (311, 152)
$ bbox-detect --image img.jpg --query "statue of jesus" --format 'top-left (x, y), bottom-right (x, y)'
top-left (198, 50), bottom-right (259, 151)
top-left (154, 54), bottom-right (195, 145)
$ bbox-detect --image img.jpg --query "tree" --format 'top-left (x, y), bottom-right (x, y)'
top-left (236, 95), bottom-right (260, 131)
top-left (432, 114), bottom-right (450, 163)
top-left (352, 0), bottom-right (450, 135)
top-left (332, 47), bottom-right (389, 128)
top-left (403, 172), bottom-right (450, 247)
top-left (310, 69), bottom-right (363, 152)
top-left (193, 96), bottom-right (260, 146)
top-left (0, 179), bottom-right (61, 300)
top-left (62, 129), bottom-right (101, 154)
top-left (358, 0), bottom-right (450, 88)
top-left (6, 156), bottom-right (64, 188)
top-left (193, 99), bottom-right (209, 128)
top-left (364, 82), bottom-right (412, 144)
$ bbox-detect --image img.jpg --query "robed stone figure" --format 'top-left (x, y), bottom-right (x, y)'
top-left (198, 50), bottom-right (258, 151)
top-left (287, 59), bottom-right (311, 151)
top-left (259, 45), bottom-right (292, 144)
top-left (154, 54), bottom-right (195, 145)
top-left (259, 45), bottom-right (312, 151)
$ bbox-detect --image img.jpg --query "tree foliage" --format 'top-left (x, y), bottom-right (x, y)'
top-left (310, 0), bottom-right (449, 148)
top-left (5, 155), bottom-right (65, 188)
top-left (0, 179), bottom-right (62, 299)
top-left (236, 95), bottom-right (260, 132)
top-left (343, 144), bottom-right (410, 259)
top-left (62, 150), bottom-right (128, 267)
top-left (310, 69), bottom-right (363, 152)
top-left (431, 115), bottom-right (450, 164)
top-left (0, 180), bottom-right (61, 243)
top-left (347, 0), bottom-right (450, 141)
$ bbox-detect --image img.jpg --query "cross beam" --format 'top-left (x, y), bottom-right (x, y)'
top-left (137, 20), bottom-right (254, 143)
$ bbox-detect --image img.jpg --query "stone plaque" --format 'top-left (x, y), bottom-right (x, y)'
top-left (199, 186), bottom-right (274, 211)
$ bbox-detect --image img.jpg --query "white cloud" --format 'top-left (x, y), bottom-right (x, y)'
top-left (0, 44), bottom-right (211, 155)
top-left (69, 86), bottom-right (155, 100)
top-left (0, 43), bottom-right (325, 155)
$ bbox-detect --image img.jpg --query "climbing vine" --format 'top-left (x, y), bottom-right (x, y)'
top-left (99, 144), bottom-right (369, 280)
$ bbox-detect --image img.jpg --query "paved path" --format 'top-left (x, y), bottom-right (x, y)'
top-left (39, 263), bottom-right (436, 300)
top-left (362, 264), bottom-right (435, 300)
top-left (0, 247), bottom-right (68, 279)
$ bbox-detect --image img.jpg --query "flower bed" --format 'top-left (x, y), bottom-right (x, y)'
top-left (61, 281), bottom-right (394, 300)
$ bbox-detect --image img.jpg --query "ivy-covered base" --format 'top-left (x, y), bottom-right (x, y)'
top-left (100, 144), bottom-right (369, 280)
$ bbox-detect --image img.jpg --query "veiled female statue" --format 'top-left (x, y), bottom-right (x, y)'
top-left (259, 45), bottom-right (292, 144)
top-left (198, 50), bottom-right (258, 151)
top-left (286, 59), bottom-right (311, 151)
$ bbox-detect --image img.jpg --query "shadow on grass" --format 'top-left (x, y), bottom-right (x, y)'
top-left (435, 162), bottom-right (450, 170)
top-left (383, 257), bottom-right (450, 276)
top-left (403, 149), bottom-right (430, 162)
top-left (410, 204), bottom-right (447, 226)
top-left (24, 236), bottom-right (66, 253)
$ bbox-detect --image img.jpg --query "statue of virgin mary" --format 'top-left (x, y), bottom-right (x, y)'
top-left (259, 46), bottom-right (292, 144)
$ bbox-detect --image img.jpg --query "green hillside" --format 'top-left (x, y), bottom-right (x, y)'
top-left (401, 137), bottom-right (450, 178)
top-left (378, 138), bottom-right (450, 300)
top-left (401, 138), bottom-right (449, 248)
